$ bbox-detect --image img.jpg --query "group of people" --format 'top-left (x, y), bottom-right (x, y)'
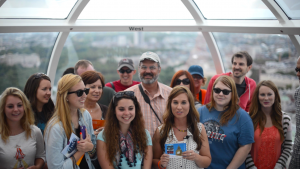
top-left (0, 50), bottom-right (299, 169)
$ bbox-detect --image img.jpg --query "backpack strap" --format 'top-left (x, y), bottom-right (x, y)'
top-left (110, 82), bottom-right (115, 90)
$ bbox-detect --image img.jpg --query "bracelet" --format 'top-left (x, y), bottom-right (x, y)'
top-left (158, 161), bottom-right (166, 169)
top-left (88, 145), bottom-right (96, 156)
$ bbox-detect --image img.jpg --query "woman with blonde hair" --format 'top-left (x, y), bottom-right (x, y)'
top-left (0, 87), bottom-right (45, 168)
top-left (44, 74), bottom-right (96, 169)
top-left (152, 86), bottom-right (211, 169)
top-left (246, 80), bottom-right (292, 169)
top-left (198, 75), bottom-right (254, 169)
top-left (97, 91), bottom-right (152, 169)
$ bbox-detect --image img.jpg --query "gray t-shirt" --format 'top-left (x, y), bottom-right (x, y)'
top-left (0, 125), bottom-right (45, 169)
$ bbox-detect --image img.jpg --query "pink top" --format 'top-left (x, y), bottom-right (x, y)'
top-left (250, 125), bottom-right (283, 169)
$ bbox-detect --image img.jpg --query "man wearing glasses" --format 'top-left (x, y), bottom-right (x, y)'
top-left (188, 65), bottom-right (207, 105)
top-left (105, 58), bottom-right (140, 92)
top-left (125, 51), bottom-right (172, 137)
top-left (289, 56), bottom-right (300, 169)
top-left (203, 51), bottom-right (256, 112)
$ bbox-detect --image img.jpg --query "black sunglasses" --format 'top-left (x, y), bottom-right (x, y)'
top-left (213, 88), bottom-right (232, 95)
top-left (113, 91), bottom-right (135, 103)
top-left (295, 67), bottom-right (300, 73)
top-left (175, 78), bottom-right (190, 85)
top-left (67, 88), bottom-right (90, 97)
top-left (119, 69), bottom-right (133, 74)
top-left (192, 75), bottom-right (203, 80)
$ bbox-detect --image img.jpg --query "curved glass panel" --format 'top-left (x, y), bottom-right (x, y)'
top-left (56, 32), bottom-right (215, 90)
top-left (193, 0), bottom-right (276, 19)
top-left (78, 0), bottom-right (193, 19)
top-left (0, 0), bottom-right (77, 19)
top-left (213, 32), bottom-right (298, 141)
top-left (275, 0), bottom-right (300, 20)
top-left (0, 32), bottom-right (59, 94)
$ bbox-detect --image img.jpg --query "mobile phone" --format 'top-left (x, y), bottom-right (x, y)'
top-left (80, 126), bottom-right (86, 139)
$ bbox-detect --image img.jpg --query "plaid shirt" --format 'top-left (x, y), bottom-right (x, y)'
top-left (125, 82), bottom-right (172, 137)
top-left (289, 87), bottom-right (300, 169)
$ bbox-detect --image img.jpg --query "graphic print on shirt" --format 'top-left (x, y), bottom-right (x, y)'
top-left (13, 145), bottom-right (28, 169)
top-left (203, 120), bottom-right (226, 143)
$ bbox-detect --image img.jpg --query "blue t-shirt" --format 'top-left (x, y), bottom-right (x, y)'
top-left (97, 129), bottom-right (152, 169)
top-left (198, 106), bottom-right (254, 169)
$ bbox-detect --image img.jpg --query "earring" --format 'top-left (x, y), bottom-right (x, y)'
top-left (66, 99), bottom-right (69, 102)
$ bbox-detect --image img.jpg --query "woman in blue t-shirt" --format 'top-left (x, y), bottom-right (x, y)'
top-left (96, 91), bottom-right (153, 169)
top-left (198, 75), bottom-right (254, 169)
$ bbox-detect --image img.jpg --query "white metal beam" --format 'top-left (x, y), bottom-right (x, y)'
top-left (0, 0), bottom-right (6, 8)
top-left (263, 0), bottom-right (300, 55)
top-left (182, 0), bottom-right (224, 74)
top-left (47, 0), bottom-right (89, 86)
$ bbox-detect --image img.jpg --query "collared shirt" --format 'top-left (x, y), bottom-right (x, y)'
top-left (158, 123), bottom-right (203, 169)
top-left (125, 82), bottom-right (172, 137)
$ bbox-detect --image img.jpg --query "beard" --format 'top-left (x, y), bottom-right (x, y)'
top-left (233, 69), bottom-right (246, 79)
top-left (139, 73), bottom-right (159, 84)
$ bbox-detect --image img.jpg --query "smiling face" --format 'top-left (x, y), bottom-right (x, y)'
top-left (117, 66), bottom-right (136, 86)
top-left (232, 57), bottom-right (251, 79)
top-left (258, 86), bottom-right (275, 109)
top-left (213, 81), bottom-right (232, 110)
top-left (171, 93), bottom-right (190, 119)
top-left (115, 98), bottom-right (136, 128)
top-left (192, 74), bottom-right (203, 89)
top-left (139, 60), bottom-right (160, 84)
top-left (5, 95), bottom-right (24, 123)
top-left (67, 81), bottom-right (87, 110)
top-left (86, 79), bottom-right (102, 102)
top-left (36, 79), bottom-right (51, 106)
top-left (176, 75), bottom-right (191, 89)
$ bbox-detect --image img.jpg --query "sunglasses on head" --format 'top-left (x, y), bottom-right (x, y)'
top-left (213, 88), bottom-right (232, 95)
top-left (175, 78), bottom-right (190, 85)
top-left (68, 88), bottom-right (90, 97)
top-left (295, 67), bottom-right (300, 73)
top-left (113, 91), bottom-right (135, 103)
top-left (34, 73), bottom-right (47, 79)
top-left (119, 69), bottom-right (133, 74)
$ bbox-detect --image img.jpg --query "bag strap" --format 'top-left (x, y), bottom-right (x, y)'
top-left (110, 82), bottom-right (115, 90)
top-left (138, 84), bottom-right (162, 124)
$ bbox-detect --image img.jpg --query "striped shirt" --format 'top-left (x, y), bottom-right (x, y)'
top-left (125, 82), bottom-right (172, 137)
top-left (289, 87), bottom-right (300, 169)
top-left (246, 112), bottom-right (292, 169)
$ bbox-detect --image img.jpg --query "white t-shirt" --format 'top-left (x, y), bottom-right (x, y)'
top-left (0, 125), bottom-right (45, 169)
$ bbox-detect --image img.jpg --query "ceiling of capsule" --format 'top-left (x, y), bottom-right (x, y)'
top-left (0, 0), bottom-right (298, 20)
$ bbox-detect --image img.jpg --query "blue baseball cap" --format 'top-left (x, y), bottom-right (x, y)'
top-left (188, 65), bottom-right (204, 78)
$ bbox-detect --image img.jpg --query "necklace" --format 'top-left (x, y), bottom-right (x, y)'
top-left (174, 126), bottom-right (187, 132)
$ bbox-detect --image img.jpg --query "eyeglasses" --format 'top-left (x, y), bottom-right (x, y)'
top-left (67, 88), bottom-right (90, 97)
top-left (140, 65), bottom-right (157, 70)
top-left (175, 78), bottom-right (190, 85)
top-left (213, 88), bottom-right (232, 95)
top-left (119, 69), bottom-right (133, 74)
top-left (192, 75), bottom-right (203, 80)
top-left (295, 67), bottom-right (300, 73)
top-left (34, 73), bottom-right (47, 79)
top-left (113, 91), bottom-right (135, 103)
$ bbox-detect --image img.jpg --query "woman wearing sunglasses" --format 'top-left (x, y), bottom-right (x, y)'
top-left (97, 91), bottom-right (152, 169)
top-left (198, 75), bottom-right (254, 169)
top-left (245, 80), bottom-right (292, 169)
top-left (152, 86), bottom-right (211, 169)
top-left (170, 70), bottom-right (202, 109)
top-left (0, 87), bottom-right (45, 169)
top-left (44, 74), bottom-right (97, 169)
top-left (24, 73), bottom-right (54, 135)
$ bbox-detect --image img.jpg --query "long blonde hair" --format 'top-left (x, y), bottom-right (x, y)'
top-left (0, 87), bottom-right (35, 143)
top-left (45, 74), bottom-right (84, 140)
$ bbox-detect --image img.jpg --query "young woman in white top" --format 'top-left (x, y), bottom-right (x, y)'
top-left (0, 87), bottom-right (45, 169)
top-left (152, 86), bottom-right (211, 169)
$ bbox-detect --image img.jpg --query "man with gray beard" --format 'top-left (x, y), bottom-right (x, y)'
top-left (125, 51), bottom-right (172, 137)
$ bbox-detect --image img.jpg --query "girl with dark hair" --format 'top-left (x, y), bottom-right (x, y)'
top-left (97, 91), bottom-right (153, 169)
top-left (246, 80), bottom-right (292, 169)
top-left (152, 86), bottom-right (211, 169)
top-left (24, 73), bottom-right (54, 134)
top-left (198, 75), bottom-right (254, 169)
top-left (80, 70), bottom-right (108, 136)
top-left (170, 70), bottom-right (202, 109)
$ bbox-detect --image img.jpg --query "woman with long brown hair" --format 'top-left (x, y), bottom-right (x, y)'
top-left (246, 80), bottom-right (292, 169)
top-left (170, 70), bottom-right (201, 109)
top-left (198, 75), bottom-right (254, 169)
top-left (97, 91), bottom-right (152, 169)
top-left (152, 86), bottom-right (211, 169)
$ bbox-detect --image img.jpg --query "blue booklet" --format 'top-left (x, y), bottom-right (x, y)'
top-left (61, 133), bottom-right (80, 158)
top-left (165, 143), bottom-right (186, 158)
